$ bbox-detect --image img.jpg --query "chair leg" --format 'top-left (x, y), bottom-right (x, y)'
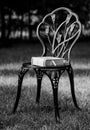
top-left (67, 66), bottom-right (81, 110)
top-left (36, 77), bottom-right (42, 103)
top-left (13, 66), bottom-right (29, 113)
top-left (35, 70), bottom-right (43, 104)
top-left (52, 85), bottom-right (60, 122)
top-left (50, 71), bottom-right (60, 122)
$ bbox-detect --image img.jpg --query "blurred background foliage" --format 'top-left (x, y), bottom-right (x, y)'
top-left (0, 0), bottom-right (90, 43)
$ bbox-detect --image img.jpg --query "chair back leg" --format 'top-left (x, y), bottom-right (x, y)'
top-left (67, 65), bottom-right (81, 110)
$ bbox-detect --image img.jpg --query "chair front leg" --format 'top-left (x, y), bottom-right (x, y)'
top-left (35, 70), bottom-right (43, 104)
top-left (67, 65), bottom-right (81, 110)
top-left (50, 71), bottom-right (60, 122)
top-left (13, 65), bottom-right (29, 113)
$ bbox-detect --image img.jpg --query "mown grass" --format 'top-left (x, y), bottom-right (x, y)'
top-left (0, 41), bottom-right (90, 130)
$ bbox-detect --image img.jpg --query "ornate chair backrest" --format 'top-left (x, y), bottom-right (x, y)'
top-left (37, 7), bottom-right (81, 62)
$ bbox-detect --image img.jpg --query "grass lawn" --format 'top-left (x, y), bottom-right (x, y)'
top-left (0, 41), bottom-right (90, 130)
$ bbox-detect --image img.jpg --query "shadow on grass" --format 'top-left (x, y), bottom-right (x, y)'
top-left (0, 85), bottom-right (90, 130)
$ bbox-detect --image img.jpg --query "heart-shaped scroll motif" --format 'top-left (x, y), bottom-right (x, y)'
top-left (37, 7), bottom-right (81, 60)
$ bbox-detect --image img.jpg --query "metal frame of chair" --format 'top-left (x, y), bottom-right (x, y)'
top-left (13, 7), bottom-right (81, 122)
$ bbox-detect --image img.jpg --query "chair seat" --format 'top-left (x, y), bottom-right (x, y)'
top-left (31, 57), bottom-right (69, 67)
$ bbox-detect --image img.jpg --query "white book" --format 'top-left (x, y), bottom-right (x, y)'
top-left (31, 56), bottom-right (67, 67)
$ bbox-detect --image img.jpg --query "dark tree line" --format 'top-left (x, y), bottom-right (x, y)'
top-left (0, 0), bottom-right (89, 21)
top-left (0, 0), bottom-right (90, 42)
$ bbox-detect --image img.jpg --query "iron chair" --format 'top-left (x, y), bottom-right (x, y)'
top-left (13, 7), bottom-right (81, 122)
